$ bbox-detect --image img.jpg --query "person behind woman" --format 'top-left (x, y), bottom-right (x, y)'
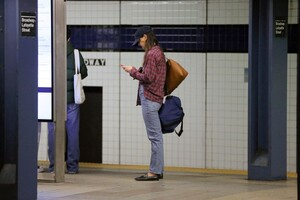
top-left (121, 26), bottom-right (166, 181)
top-left (47, 27), bottom-right (88, 174)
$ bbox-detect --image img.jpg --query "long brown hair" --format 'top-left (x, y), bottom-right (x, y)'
top-left (143, 31), bottom-right (162, 66)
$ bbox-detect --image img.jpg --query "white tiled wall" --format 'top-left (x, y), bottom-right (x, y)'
top-left (208, 0), bottom-right (249, 24)
top-left (119, 52), bottom-right (146, 165)
top-left (160, 53), bottom-right (206, 168)
top-left (206, 53), bottom-right (248, 170)
top-left (67, 1), bottom-right (120, 25)
top-left (287, 54), bottom-right (297, 172)
top-left (121, 1), bottom-right (206, 25)
top-left (288, 0), bottom-right (298, 24)
top-left (38, 0), bottom-right (298, 173)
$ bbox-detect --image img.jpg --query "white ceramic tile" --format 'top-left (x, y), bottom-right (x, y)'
top-left (66, 1), bottom-right (120, 25)
top-left (206, 53), bottom-right (248, 170)
top-left (207, 0), bottom-right (248, 24)
top-left (288, 0), bottom-right (298, 24)
top-left (287, 54), bottom-right (297, 172)
top-left (121, 1), bottom-right (206, 25)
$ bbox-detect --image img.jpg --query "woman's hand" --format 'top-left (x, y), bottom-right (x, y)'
top-left (121, 65), bottom-right (134, 73)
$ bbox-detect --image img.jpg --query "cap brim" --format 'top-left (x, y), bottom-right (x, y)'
top-left (132, 38), bottom-right (139, 46)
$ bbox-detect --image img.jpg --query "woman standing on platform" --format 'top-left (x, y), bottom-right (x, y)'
top-left (121, 26), bottom-right (166, 181)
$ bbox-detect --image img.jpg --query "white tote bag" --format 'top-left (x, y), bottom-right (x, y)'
top-left (73, 49), bottom-right (85, 104)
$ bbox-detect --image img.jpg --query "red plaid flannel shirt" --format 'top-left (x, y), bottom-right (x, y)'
top-left (130, 46), bottom-right (166, 105)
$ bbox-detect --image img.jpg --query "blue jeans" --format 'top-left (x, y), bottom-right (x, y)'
top-left (48, 103), bottom-right (80, 172)
top-left (139, 86), bottom-right (164, 175)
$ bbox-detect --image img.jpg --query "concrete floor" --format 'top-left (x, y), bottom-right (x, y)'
top-left (37, 167), bottom-right (297, 200)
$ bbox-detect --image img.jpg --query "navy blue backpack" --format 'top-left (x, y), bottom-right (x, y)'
top-left (159, 95), bottom-right (184, 137)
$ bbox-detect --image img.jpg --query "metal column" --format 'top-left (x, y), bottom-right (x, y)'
top-left (248, 0), bottom-right (288, 180)
top-left (0, 0), bottom-right (38, 199)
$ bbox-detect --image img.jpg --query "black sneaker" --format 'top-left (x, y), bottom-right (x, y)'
top-left (135, 174), bottom-right (159, 181)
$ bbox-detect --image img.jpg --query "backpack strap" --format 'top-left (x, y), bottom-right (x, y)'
top-left (175, 120), bottom-right (183, 137)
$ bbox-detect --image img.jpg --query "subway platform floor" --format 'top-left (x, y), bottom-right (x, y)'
top-left (38, 167), bottom-right (297, 200)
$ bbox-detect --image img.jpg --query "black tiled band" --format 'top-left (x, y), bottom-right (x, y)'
top-left (69, 25), bottom-right (298, 53)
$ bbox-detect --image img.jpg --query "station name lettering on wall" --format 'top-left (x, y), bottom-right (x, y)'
top-left (85, 58), bottom-right (106, 66)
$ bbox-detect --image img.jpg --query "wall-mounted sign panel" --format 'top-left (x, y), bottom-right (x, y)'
top-left (274, 18), bottom-right (286, 37)
top-left (38, 0), bottom-right (53, 121)
top-left (21, 12), bottom-right (36, 37)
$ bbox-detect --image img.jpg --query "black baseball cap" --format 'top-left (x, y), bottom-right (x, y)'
top-left (132, 26), bottom-right (152, 46)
